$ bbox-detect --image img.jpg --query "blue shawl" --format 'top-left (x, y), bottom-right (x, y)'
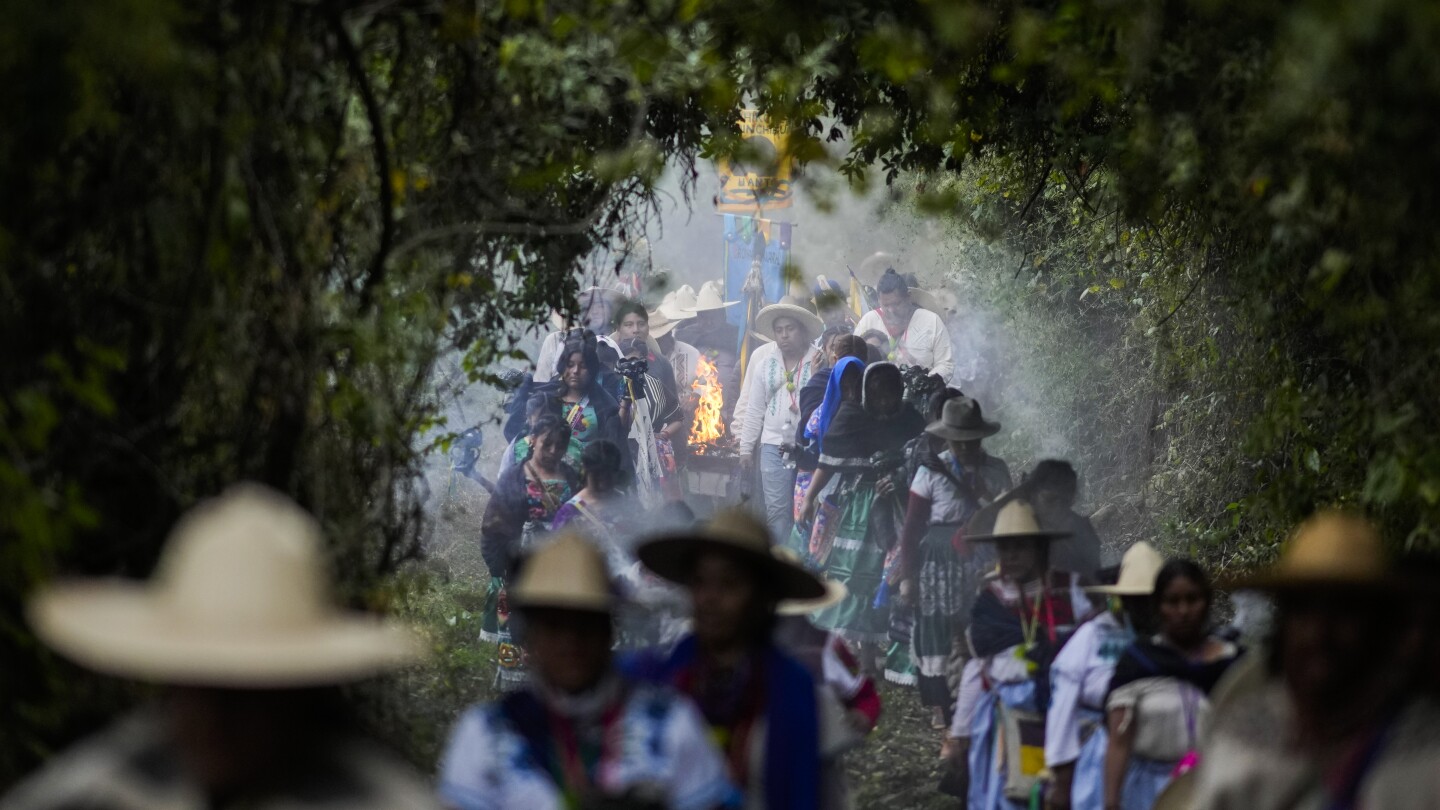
top-left (806, 355), bottom-right (864, 455)
top-left (621, 635), bottom-right (820, 810)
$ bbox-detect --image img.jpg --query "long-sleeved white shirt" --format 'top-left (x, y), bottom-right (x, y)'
top-left (1045, 611), bottom-right (1133, 766)
top-left (733, 342), bottom-right (821, 454)
top-left (853, 306), bottom-right (955, 382)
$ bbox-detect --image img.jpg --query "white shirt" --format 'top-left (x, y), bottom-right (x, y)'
top-left (910, 451), bottom-right (975, 523)
top-left (439, 682), bottom-right (736, 810)
top-left (533, 330), bottom-right (566, 383)
top-left (1045, 611), bottom-right (1133, 766)
top-left (669, 339), bottom-right (701, 395)
top-left (854, 307), bottom-right (955, 381)
top-left (734, 342), bottom-right (821, 453)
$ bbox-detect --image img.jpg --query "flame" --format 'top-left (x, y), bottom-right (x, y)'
top-left (689, 353), bottom-right (726, 450)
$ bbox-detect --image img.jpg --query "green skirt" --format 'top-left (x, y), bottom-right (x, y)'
top-left (812, 478), bottom-right (889, 644)
top-left (480, 576), bottom-right (527, 687)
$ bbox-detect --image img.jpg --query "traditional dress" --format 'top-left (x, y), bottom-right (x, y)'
top-left (898, 448), bottom-right (1012, 708)
top-left (785, 357), bottom-right (860, 566)
top-left (1102, 635), bottom-right (1240, 809)
top-left (809, 383), bottom-right (926, 645)
top-left (479, 462), bottom-right (578, 687)
top-left (956, 571), bottom-right (1092, 810)
top-left (623, 637), bottom-right (827, 810)
top-left (1194, 684), bottom-right (1440, 810)
top-left (439, 676), bottom-right (737, 810)
top-left (1045, 610), bottom-right (1135, 808)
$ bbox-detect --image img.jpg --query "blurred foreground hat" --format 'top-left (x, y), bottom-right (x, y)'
top-left (28, 484), bottom-right (422, 688)
top-left (755, 296), bottom-right (824, 337)
top-left (925, 397), bottom-right (1001, 441)
top-left (1226, 510), bottom-right (1393, 592)
top-left (772, 548), bottom-right (847, 616)
top-left (1088, 542), bottom-right (1165, 596)
top-left (693, 280), bottom-right (740, 311)
top-left (968, 499), bottom-right (1071, 544)
top-left (640, 508), bottom-right (827, 601)
top-left (511, 532), bottom-right (615, 614)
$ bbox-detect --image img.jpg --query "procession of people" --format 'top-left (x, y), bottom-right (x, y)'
top-left (7, 262), bottom-right (1440, 810)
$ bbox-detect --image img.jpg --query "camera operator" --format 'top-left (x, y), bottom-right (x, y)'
top-left (618, 338), bottom-right (684, 503)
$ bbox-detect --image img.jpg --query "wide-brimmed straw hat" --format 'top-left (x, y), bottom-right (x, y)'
top-left (968, 499), bottom-right (1071, 544)
top-left (693, 280), bottom-right (740, 312)
top-left (925, 397), bottom-right (1002, 442)
top-left (511, 531), bottom-right (616, 614)
top-left (755, 296), bottom-right (824, 337)
top-left (658, 286), bottom-right (699, 322)
top-left (1088, 542), bottom-right (1165, 596)
top-left (1226, 510), bottom-right (1394, 593)
top-left (646, 307), bottom-right (682, 339)
top-left (27, 484), bottom-right (422, 688)
top-left (639, 508), bottom-right (828, 601)
top-left (772, 548), bottom-right (848, 616)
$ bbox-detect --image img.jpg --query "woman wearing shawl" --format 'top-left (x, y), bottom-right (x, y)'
top-left (799, 362), bottom-right (925, 652)
top-left (630, 509), bottom-right (843, 810)
top-left (787, 338), bottom-right (870, 562)
top-left (947, 499), bottom-right (1092, 810)
top-left (545, 338), bottom-right (629, 473)
top-left (1044, 543), bottom-right (1164, 810)
top-left (892, 396), bottom-right (1012, 727)
top-left (1103, 559), bottom-right (1240, 810)
top-left (480, 414), bottom-right (581, 687)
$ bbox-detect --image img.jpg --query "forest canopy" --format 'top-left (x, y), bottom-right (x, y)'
top-left (3, 0), bottom-right (1439, 784)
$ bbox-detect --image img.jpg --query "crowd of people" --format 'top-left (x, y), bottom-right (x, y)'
top-left (7, 265), bottom-right (1440, 810)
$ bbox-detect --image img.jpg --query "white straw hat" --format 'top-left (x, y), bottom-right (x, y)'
top-left (693, 280), bottom-right (740, 311)
top-left (510, 531), bottom-right (616, 613)
top-left (754, 296), bottom-right (824, 337)
top-left (27, 484), bottom-right (422, 687)
top-left (659, 286), bottom-right (699, 321)
top-left (1087, 542), bottom-right (1165, 596)
top-left (646, 307), bottom-right (682, 339)
top-left (967, 499), bottom-right (1071, 544)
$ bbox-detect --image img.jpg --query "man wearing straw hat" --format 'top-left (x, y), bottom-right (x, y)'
top-left (630, 508), bottom-right (840, 810)
top-left (1044, 542), bottom-right (1165, 810)
top-left (655, 289), bottom-right (702, 396)
top-left (1190, 511), bottom-right (1440, 810)
top-left (4, 485), bottom-right (439, 810)
top-left (440, 532), bottom-right (736, 810)
top-left (852, 268), bottom-right (955, 383)
top-left (947, 499), bottom-right (1093, 810)
top-left (734, 296), bottom-right (824, 543)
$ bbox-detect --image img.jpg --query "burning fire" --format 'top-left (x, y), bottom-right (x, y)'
top-left (689, 353), bottom-right (726, 451)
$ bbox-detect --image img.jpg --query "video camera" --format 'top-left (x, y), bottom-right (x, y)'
top-left (898, 364), bottom-right (946, 410)
top-left (616, 356), bottom-right (649, 399)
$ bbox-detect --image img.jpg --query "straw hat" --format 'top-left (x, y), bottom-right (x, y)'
top-left (646, 307), bottom-right (682, 339)
top-left (693, 280), bottom-right (740, 311)
top-left (658, 286), bottom-right (699, 322)
top-left (27, 484), bottom-right (422, 688)
top-left (1088, 542), bottom-right (1165, 596)
top-left (755, 296), bottom-right (824, 337)
top-left (639, 508), bottom-right (828, 601)
top-left (510, 531), bottom-right (615, 614)
top-left (925, 397), bottom-right (1002, 442)
top-left (773, 548), bottom-right (848, 616)
top-left (1227, 510), bottom-right (1393, 592)
top-left (909, 288), bottom-right (942, 314)
top-left (967, 499), bottom-right (1071, 544)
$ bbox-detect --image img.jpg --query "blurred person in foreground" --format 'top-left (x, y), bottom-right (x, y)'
top-left (1044, 542), bottom-right (1164, 810)
top-left (1101, 559), bottom-right (1240, 810)
top-left (1191, 511), bottom-right (1440, 809)
top-left (440, 532), bottom-right (737, 810)
top-left (629, 508), bottom-right (853, 810)
top-left (2, 485), bottom-right (436, 810)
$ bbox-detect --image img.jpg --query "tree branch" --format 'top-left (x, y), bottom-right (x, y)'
top-left (331, 6), bottom-right (393, 311)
